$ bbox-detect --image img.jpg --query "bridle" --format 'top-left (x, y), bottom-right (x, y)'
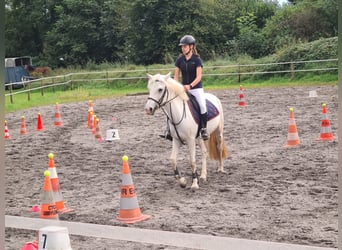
top-left (147, 85), bottom-right (187, 145)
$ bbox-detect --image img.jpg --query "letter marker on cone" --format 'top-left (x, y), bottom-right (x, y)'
top-left (48, 153), bottom-right (73, 213)
top-left (40, 170), bottom-right (58, 219)
top-left (317, 103), bottom-right (334, 141)
top-left (284, 107), bottom-right (300, 148)
top-left (117, 155), bottom-right (150, 224)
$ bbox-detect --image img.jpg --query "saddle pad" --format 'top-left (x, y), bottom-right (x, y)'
top-left (187, 94), bottom-right (220, 125)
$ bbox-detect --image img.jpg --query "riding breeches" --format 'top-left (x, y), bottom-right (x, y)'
top-left (189, 88), bottom-right (207, 114)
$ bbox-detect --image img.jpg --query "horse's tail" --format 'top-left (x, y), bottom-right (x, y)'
top-left (207, 132), bottom-right (230, 160)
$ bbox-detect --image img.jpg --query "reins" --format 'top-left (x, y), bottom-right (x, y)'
top-left (148, 86), bottom-right (187, 145)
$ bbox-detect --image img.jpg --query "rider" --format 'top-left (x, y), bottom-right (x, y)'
top-left (161, 34), bottom-right (209, 141)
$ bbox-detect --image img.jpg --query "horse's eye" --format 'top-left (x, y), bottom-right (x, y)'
top-left (158, 88), bottom-right (163, 93)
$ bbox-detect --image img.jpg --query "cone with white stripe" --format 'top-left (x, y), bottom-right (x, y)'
top-left (117, 155), bottom-right (150, 224)
top-left (317, 103), bottom-right (334, 141)
top-left (94, 118), bottom-right (104, 142)
top-left (40, 170), bottom-right (58, 219)
top-left (284, 107), bottom-right (300, 148)
top-left (20, 116), bottom-right (27, 135)
top-left (48, 153), bottom-right (73, 213)
top-left (54, 103), bottom-right (63, 127)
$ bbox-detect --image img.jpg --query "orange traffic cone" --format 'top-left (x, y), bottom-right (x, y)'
top-left (88, 100), bottom-right (94, 113)
top-left (94, 118), bottom-right (104, 142)
top-left (48, 153), bottom-right (73, 213)
top-left (20, 116), bottom-right (27, 135)
top-left (40, 170), bottom-right (58, 219)
top-left (4, 120), bottom-right (10, 139)
top-left (284, 107), bottom-right (300, 148)
top-left (36, 113), bottom-right (44, 131)
top-left (117, 155), bottom-right (150, 224)
top-left (87, 110), bottom-right (92, 128)
top-left (317, 103), bottom-right (334, 141)
top-left (20, 241), bottom-right (38, 250)
top-left (238, 85), bottom-right (247, 107)
top-left (92, 114), bottom-right (97, 135)
top-left (54, 103), bottom-right (63, 127)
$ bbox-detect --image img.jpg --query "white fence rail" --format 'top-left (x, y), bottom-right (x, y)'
top-left (5, 59), bottom-right (338, 103)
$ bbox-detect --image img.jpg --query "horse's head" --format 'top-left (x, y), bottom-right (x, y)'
top-left (145, 72), bottom-right (189, 115)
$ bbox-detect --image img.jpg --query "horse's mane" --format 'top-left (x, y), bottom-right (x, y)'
top-left (164, 76), bottom-right (189, 101)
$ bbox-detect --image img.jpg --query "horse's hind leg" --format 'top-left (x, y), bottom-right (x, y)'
top-left (216, 128), bottom-right (225, 173)
top-left (171, 140), bottom-right (187, 188)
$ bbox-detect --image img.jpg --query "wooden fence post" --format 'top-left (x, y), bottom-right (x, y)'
top-left (27, 82), bottom-right (31, 101)
top-left (238, 64), bottom-right (241, 83)
top-left (9, 83), bottom-right (13, 104)
top-left (40, 79), bottom-right (44, 96)
top-left (290, 62), bottom-right (295, 80)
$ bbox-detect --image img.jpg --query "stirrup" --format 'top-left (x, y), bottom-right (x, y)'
top-left (159, 132), bottom-right (172, 141)
top-left (200, 128), bottom-right (209, 140)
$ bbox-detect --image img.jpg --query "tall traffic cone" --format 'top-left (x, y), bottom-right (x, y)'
top-left (4, 120), bottom-right (10, 139)
top-left (20, 116), bottom-right (27, 135)
top-left (284, 107), bottom-right (300, 148)
top-left (317, 103), bottom-right (334, 141)
top-left (54, 103), bottom-right (63, 127)
top-left (238, 85), bottom-right (247, 106)
top-left (40, 170), bottom-right (58, 219)
top-left (87, 110), bottom-right (92, 128)
top-left (117, 155), bottom-right (150, 224)
top-left (48, 153), bottom-right (73, 213)
top-left (36, 113), bottom-right (44, 131)
top-left (94, 118), bottom-right (104, 142)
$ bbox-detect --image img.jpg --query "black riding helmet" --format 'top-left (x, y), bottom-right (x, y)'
top-left (179, 35), bottom-right (196, 46)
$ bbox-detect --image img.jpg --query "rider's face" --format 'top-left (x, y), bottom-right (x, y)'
top-left (181, 44), bottom-right (191, 55)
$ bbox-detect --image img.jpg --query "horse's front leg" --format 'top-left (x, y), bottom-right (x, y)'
top-left (189, 139), bottom-right (199, 190)
top-left (170, 139), bottom-right (187, 188)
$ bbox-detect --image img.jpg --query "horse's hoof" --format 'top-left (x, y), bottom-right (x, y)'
top-left (191, 184), bottom-right (199, 190)
top-left (179, 177), bottom-right (187, 188)
top-left (217, 169), bottom-right (226, 173)
top-left (200, 176), bottom-right (207, 183)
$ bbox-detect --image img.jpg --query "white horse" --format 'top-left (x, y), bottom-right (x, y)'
top-left (145, 73), bottom-right (229, 190)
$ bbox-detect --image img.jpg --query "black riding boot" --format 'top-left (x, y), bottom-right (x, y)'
top-left (200, 112), bottom-right (209, 140)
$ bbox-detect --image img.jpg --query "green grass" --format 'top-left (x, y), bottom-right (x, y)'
top-left (5, 70), bottom-right (337, 113)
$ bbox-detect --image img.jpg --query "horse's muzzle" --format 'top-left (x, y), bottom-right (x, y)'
top-left (145, 107), bottom-right (155, 115)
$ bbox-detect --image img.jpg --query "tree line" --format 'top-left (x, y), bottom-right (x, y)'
top-left (5, 0), bottom-right (338, 68)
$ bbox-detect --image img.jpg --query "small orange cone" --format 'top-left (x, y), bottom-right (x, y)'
top-left (317, 103), bottom-right (334, 141)
top-left (117, 155), bottom-right (150, 224)
top-left (20, 241), bottom-right (38, 250)
top-left (94, 118), bottom-right (104, 142)
top-left (36, 113), bottom-right (44, 131)
top-left (20, 116), bottom-right (27, 135)
top-left (48, 153), bottom-right (73, 213)
top-left (238, 85), bottom-right (247, 107)
top-left (4, 120), bottom-right (10, 139)
top-left (40, 170), bottom-right (58, 219)
top-left (54, 103), bottom-right (63, 127)
top-left (88, 100), bottom-right (94, 112)
top-left (284, 107), bottom-right (300, 148)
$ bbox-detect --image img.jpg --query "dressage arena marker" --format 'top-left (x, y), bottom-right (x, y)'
top-left (6, 215), bottom-right (336, 250)
top-left (105, 129), bottom-right (120, 141)
top-left (309, 90), bottom-right (318, 97)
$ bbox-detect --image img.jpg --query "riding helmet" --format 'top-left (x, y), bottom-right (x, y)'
top-left (179, 35), bottom-right (196, 46)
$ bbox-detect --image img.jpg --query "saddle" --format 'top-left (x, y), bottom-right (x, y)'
top-left (187, 93), bottom-right (219, 137)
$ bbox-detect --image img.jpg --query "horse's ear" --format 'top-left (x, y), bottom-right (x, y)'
top-left (146, 73), bottom-right (153, 80)
top-left (164, 72), bottom-right (171, 80)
